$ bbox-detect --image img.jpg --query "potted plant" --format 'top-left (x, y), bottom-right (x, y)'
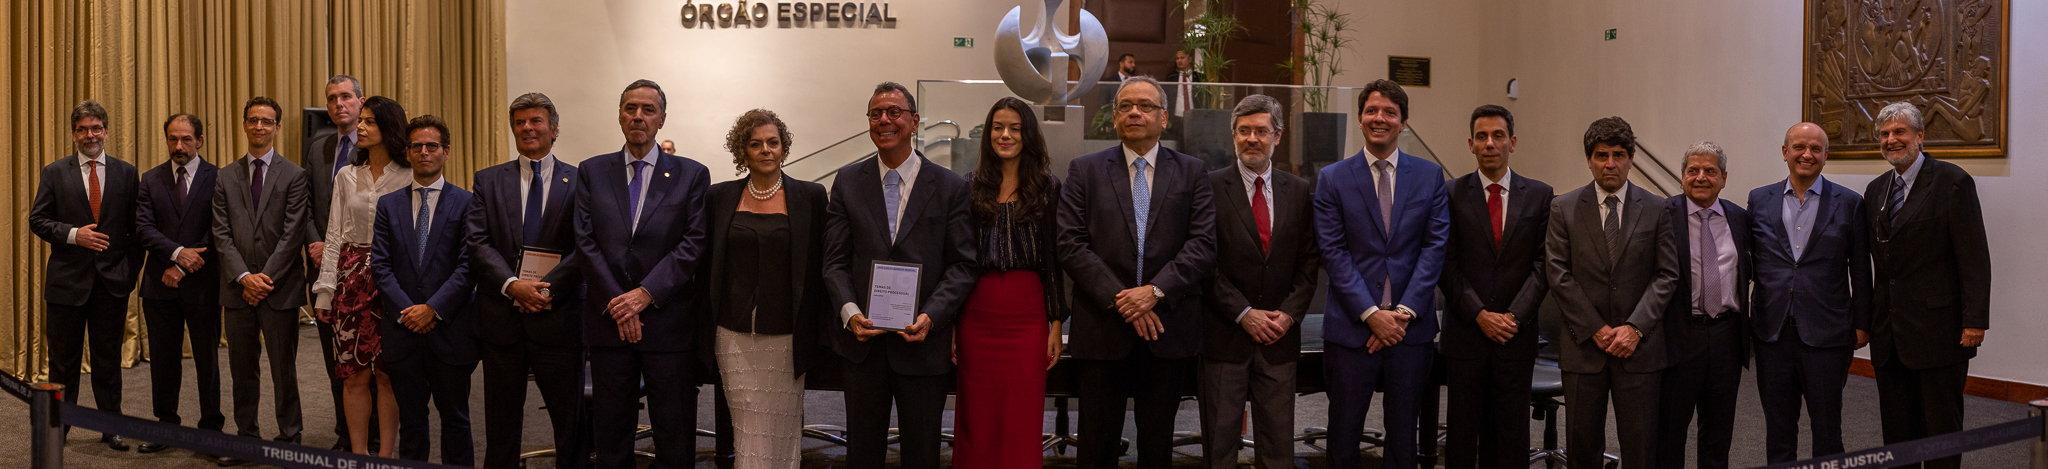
top-left (1279, 0), bottom-right (1353, 174)
top-left (1177, 0), bottom-right (1243, 169)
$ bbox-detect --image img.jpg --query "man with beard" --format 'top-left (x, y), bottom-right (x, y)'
top-left (134, 113), bottom-right (227, 458)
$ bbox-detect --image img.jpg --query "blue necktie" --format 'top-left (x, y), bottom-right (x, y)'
top-left (1888, 176), bottom-right (1907, 221)
top-left (522, 160), bottom-right (545, 244)
top-left (334, 136), bottom-right (354, 175)
top-left (884, 169), bottom-right (902, 241)
top-left (628, 160), bottom-right (648, 232)
top-left (417, 187), bottom-right (436, 260)
top-left (1132, 157), bottom-right (1150, 284)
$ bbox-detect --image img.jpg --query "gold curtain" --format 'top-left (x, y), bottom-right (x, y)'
top-left (0, 0), bottom-right (506, 381)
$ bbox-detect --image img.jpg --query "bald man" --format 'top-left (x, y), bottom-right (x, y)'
top-left (1743, 123), bottom-right (1871, 463)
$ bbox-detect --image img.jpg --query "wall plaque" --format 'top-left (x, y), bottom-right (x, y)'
top-left (1388, 56), bottom-right (1430, 88)
top-left (1804, 0), bottom-right (2007, 159)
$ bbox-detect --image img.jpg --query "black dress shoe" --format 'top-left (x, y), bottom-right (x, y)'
top-left (215, 455), bottom-right (246, 466)
top-left (101, 434), bottom-right (131, 451)
top-left (136, 441), bottom-right (170, 453)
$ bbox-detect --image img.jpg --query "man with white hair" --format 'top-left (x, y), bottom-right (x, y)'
top-left (1657, 141), bottom-right (1753, 469)
top-left (1862, 101), bottom-right (1990, 469)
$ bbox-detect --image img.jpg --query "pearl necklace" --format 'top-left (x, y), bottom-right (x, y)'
top-left (747, 176), bottom-right (783, 200)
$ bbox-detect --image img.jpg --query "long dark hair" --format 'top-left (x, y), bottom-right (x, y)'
top-left (355, 96), bottom-right (412, 168)
top-left (970, 97), bottom-right (1052, 225)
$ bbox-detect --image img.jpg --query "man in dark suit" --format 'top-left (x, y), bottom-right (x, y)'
top-left (212, 97), bottom-right (312, 456)
top-left (1196, 94), bottom-right (1317, 469)
top-left (1746, 122), bottom-right (1870, 464)
top-left (1441, 104), bottom-right (1552, 469)
top-left (467, 93), bottom-right (589, 469)
top-left (821, 82), bottom-right (979, 469)
top-left (303, 74), bottom-right (368, 451)
top-left (1058, 75), bottom-right (1216, 469)
top-left (27, 99), bottom-right (143, 451)
top-left (574, 79), bottom-right (710, 469)
top-left (134, 113), bottom-right (226, 456)
top-left (1166, 50), bottom-right (1208, 117)
top-left (1863, 102), bottom-right (1990, 469)
top-left (1543, 116), bottom-right (1679, 469)
top-left (371, 116), bottom-right (479, 465)
top-left (1312, 79), bottom-right (1449, 469)
top-left (1657, 142), bottom-right (1753, 469)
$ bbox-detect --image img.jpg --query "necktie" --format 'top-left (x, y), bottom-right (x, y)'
top-left (884, 169), bottom-right (902, 241)
top-left (334, 136), bottom-right (354, 175)
top-left (86, 161), bottom-right (102, 222)
top-left (522, 160), bottom-right (545, 244)
top-left (1375, 159), bottom-right (1394, 306)
top-left (175, 165), bottom-right (189, 210)
top-left (1887, 175), bottom-right (1906, 226)
top-left (250, 159), bottom-right (266, 209)
top-left (417, 187), bottom-right (436, 260)
top-left (1487, 183), bottom-right (1505, 247)
top-left (1132, 158), bottom-right (1151, 284)
top-left (1603, 195), bottom-right (1622, 265)
top-left (1696, 210), bottom-right (1722, 317)
top-left (1177, 73), bottom-right (1192, 116)
top-left (1252, 176), bottom-right (1270, 253)
top-left (627, 160), bottom-right (648, 232)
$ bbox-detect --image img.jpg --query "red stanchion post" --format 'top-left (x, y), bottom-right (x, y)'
top-left (30, 383), bottom-right (64, 469)
top-left (2032, 399), bottom-right (2046, 469)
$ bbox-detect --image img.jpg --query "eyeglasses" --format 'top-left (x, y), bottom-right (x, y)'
top-left (866, 107), bottom-right (912, 120)
top-left (1234, 127), bottom-right (1277, 139)
top-left (73, 125), bottom-right (108, 134)
top-left (244, 117), bottom-right (279, 127)
top-left (1115, 102), bottom-right (1163, 113)
top-left (407, 142), bottom-right (448, 152)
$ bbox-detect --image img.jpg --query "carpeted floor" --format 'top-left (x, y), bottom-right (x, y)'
top-left (0, 322), bottom-right (2033, 468)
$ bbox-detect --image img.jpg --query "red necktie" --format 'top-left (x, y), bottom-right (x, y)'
top-left (1252, 177), bottom-right (1271, 253)
top-left (86, 161), bottom-right (102, 222)
top-left (1487, 183), bottom-right (1504, 247)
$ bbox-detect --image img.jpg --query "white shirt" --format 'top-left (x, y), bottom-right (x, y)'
top-left (65, 153), bottom-right (109, 245)
top-left (840, 151), bottom-right (928, 327)
top-left (410, 177), bottom-right (447, 234)
top-left (502, 154), bottom-right (558, 296)
top-left (1232, 160), bottom-right (1275, 322)
top-left (1478, 168), bottom-right (1514, 231)
top-left (1123, 143), bottom-right (1159, 192)
top-left (168, 156), bottom-right (204, 264)
top-left (623, 146), bottom-right (658, 233)
top-left (1358, 151), bottom-right (1416, 323)
top-left (1173, 70), bottom-right (1196, 116)
top-left (330, 132), bottom-right (357, 175)
top-left (233, 150), bottom-right (281, 283)
top-left (311, 160), bottom-right (413, 310)
top-left (1595, 182), bottom-right (1631, 225)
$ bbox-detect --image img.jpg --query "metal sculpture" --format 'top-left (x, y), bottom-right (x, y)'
top-left (994, 0), bottom-right (1109, 105)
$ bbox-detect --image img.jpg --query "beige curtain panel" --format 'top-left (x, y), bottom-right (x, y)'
top-left (0, 0), bottom-right (507, 380)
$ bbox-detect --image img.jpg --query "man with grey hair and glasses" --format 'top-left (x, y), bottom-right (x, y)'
top-left (1197, 94), bottom-right (1317, 469)
top-left (1862, 101), bottom-right (1990, 469)
top-left (1657, 141), bottom-right (1753, 469)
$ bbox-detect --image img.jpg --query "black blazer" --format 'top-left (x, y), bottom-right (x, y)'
top-left (1864, 154), bottom-right (1990, 370)
top-left (304, 132), bottom-right (348, 245)
top-left (573, 150), bottom-right (711, 352)
top-left (28, 155), bottom-right (143, 306)
top-left (1201, 166), bottom-right (1317, 364)
top-left (964, 174), bottom-right (1068, 324)
top-left (1746, 178), bottom-right (1871, 348)
top-left (464, 157), bottom-right (584, 348)
top-left (822, 154), bottom-right (980, 377)
top-left (1662, 196), bottom-right (1753, 366)
top-left (1441, 172), bottom-right (1553, 361)
top-left (701, 175), bottom-right (830, 378)
top-left (372, 183), bottom-right (479, 365)
top-left (136, 159), bottom-right (221, 305)
top-left (1056, 145), bottom-right (1217, 361)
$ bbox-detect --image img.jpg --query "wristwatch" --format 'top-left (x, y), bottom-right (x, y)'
top-left (1151, 285), bottom-right (1165, 300)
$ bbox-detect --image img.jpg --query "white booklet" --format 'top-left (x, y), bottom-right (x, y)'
top-left (865, 261), bottom-right (922, 331)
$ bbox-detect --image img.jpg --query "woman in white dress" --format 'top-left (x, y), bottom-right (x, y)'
top-left (311, 96), bottom-right (413, 457)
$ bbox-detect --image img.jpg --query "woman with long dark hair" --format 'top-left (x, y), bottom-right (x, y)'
top-left (310, 95), bottom-right (411, 457)
top-left (952, 97), bottom-right (1066, 467)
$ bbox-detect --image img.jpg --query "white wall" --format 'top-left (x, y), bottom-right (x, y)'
top-left (1328, 0), bottom-right (1486, 172)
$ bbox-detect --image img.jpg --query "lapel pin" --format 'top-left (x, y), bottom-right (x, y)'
top-left (663, 172), bottom-right (671, 178)
top-left (561, 178), bottom-right (568, 183)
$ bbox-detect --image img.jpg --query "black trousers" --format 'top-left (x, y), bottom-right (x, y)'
top-left (1752, 320), bottom-right (1852, 463)
top-left (588, 347), bottom-right (695, 469)
top-left (316, 314), bottom-right (355, 446)
top-left (45, 281), bottom-right (127, 418)
top-left (389, 354), bottom-right (478, 465)
top-left (224, 305), bottom-right (303, 441)
top-left (842, 352), bottom-right (949, 469)
top-left (143, 299), bottom-right (224, 430)
top-left (1444, 351), bottom-right (1535, 469)
top-left (480, 340), bottom-right (588, 469)
top-left (1076, 346), bottom-right (1193, 469)
top-left (1563, 366), bottom-right (1659, 469)
top-left (1874, 350), bottom-right (1970, 469)
top-left (1658, 317), bottom-right (1743, 469)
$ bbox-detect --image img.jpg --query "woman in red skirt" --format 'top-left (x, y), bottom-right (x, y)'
top-left (954, 97), bottom-right (1066, 467)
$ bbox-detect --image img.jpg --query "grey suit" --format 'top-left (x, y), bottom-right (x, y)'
top-left (1543, 183), bottom-right (1680, 469)
top-left (211, 153), bottom-right (311, 441)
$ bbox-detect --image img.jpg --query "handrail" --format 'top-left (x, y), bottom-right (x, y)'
top-left (1401, 126), bottom-right (1456, 180)
top-left (1632, 145), bottom-right (1679, 196)
top-left (784, 129), bottom-right (871, 169)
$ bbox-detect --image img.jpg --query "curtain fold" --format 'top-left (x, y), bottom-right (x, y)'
top-left (1, 0), bottom-right (507, 381)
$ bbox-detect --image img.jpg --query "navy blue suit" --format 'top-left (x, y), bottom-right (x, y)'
top-left (1746, 178), bottom-right (1870, 463)
top-left (1312, 150), bottom-right (1449, 469)
top-left (573, 149), bottom-right (709, 469)
top-left (1656, 196), bottom-right (1752, 469)
top-left (371, 181), bottom-right (478, 465)
top-left (136, 158), bottom-right (226, 431)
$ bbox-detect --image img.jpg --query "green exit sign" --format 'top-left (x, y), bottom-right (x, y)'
top-left (1604, 28), bottom-right (1617, 40)
top-left (953, 37), bottom-right (974, 48)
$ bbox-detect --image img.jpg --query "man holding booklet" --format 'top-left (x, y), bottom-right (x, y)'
top-left (821, 81), bottom-right (980, 469)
